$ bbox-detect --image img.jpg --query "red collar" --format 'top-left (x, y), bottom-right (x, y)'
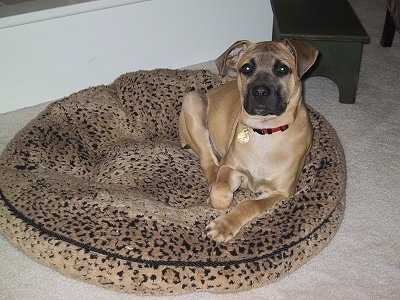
top-left (252, 125), bottom-right (289, 135)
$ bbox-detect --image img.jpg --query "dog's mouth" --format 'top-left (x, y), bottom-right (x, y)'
top-left (244, 102), bottom-right (287, 116)
top-left (246, 105), bottom-right (274, 116)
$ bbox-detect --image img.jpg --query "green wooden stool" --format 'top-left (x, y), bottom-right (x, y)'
top-left (270, 0), bottom-right (370, 104)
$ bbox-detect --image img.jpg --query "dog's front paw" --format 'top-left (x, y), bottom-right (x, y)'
top-left (206, 216), bottom-right (240, 243)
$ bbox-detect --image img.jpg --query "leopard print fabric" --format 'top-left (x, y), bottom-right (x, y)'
top-left (0, 69), bottom-right (346, 295)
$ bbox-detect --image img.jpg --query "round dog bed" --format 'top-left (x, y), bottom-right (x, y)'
top-left (0, 69), bottom-right (346, 295)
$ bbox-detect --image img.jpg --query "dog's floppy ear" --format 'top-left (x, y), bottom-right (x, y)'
top-left (215, 40), bottom-right (252, 75)
top-left (284, 39), bottom-right (319, 78)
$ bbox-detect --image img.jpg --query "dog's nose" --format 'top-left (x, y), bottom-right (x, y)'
top-left (252, 85), bottom-right (271, 100)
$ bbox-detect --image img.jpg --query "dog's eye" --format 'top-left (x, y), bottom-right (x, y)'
top-left (240, 63), bottom-right (254, 75)
top-left (276, 64), bottom-right (290, 76)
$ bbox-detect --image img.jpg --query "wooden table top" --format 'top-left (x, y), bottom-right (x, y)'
top-left (270, 0), bottom-right (370, 43)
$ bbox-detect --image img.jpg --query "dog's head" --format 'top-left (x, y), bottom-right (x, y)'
top-left (216, 39), bottom-right (318, 127)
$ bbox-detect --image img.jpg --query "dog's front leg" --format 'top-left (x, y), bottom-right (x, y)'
top-left (206, 192), bottom-right (287, 243)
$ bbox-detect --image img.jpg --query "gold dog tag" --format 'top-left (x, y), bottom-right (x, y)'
top-left (237, 126), bottom-right (250, 144)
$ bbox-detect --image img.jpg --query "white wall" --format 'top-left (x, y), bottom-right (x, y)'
top-left (0, 0), bottom-right (272, 113)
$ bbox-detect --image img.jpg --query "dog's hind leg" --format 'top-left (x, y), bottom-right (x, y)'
top-left (179, 91), bottom-right (219, 185)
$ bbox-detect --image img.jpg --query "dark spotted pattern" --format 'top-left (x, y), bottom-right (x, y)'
top-left (0, 69), bottom-right (346, 295)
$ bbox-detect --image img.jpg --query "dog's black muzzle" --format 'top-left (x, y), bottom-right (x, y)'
top-left (244, 83), bottom-right (287, 116)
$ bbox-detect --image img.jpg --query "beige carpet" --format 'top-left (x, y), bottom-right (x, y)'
top-left (1, 0), bottom-right (399, 299)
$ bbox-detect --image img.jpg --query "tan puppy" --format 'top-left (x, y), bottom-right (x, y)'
top-left (179, 39), bottom-right (319, 242)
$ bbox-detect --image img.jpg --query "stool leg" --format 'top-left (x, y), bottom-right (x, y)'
top-left (380, 9), bottom-right (396, 47)
top-left (335, 43), bottom-right (364, 104)
top-left (303, 41), bottom-right (364, 104)
top-left (334, 72), bottom-right (360, 104)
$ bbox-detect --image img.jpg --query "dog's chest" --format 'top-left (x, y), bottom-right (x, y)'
top-left (231, 125), bottom-right (283, 159)
top-left (226, 127), bottom-right (287, 193)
